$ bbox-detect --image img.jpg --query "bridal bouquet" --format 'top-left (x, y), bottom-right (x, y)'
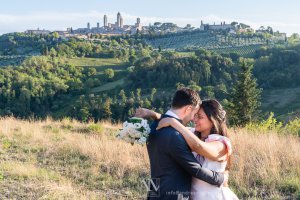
top-left (116, 117), bottom-right (151, 145)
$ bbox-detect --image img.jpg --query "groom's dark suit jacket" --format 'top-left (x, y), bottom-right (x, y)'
top-left (146, 114), bottom-right (224, 200)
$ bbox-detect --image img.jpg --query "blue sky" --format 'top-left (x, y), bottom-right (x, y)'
top-left (1, 0), bottom-right (300, 35)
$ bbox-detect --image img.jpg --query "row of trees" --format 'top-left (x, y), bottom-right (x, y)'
top-left (0, 46), bottom-right (263, 126)
top-left (68, 58), bottom-right (261, 126)
top-left (41, 37), bottom-right (153, 61)
top-left (0, 32), bottom-right (62, 56)
top-left (0, 33), bottom-right (154, 63)
top-left (69, 88), bottom-right (168, 122)
top-left (0, 56), bottom-right (96, 117)
top-left (254, 45), bottom-right (300, 88)
top-left (129, 49), bottom-right (237, 101)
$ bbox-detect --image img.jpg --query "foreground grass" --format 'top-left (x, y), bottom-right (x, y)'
top-left (0, 117), bottom-right (148, 199)
top-left (0, 117), bottom-right (299, 199)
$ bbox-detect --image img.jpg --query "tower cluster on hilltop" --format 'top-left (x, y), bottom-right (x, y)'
top-left (71, 12), bottom-right (142, 35)
top-left (24, 12), bottom-right (286, 40)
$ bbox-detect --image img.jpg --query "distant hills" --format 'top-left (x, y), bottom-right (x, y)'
top-left (144, 29), bottom-right (287, 56)
top-left (0, 29), bottom-right (300, 122)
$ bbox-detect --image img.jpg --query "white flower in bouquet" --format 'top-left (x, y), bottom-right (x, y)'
top-left (137, 137), bottom-right (147, 144)
top-left (129, 129), bottom-right (142, 138)
top-left (134, 123), bottom-right (142, 129)
top-left (123, 135), bottom-right (136, 144)
top-left (116, 117), bottom-right (151, 145)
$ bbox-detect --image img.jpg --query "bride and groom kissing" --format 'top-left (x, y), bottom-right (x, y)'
top-left (135, 88), bottom-right (238, 200)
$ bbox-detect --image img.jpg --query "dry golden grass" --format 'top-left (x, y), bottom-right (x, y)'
top-left (0, 117), bottom-right (299, 199)
top-left (230, 128), bottom-right (300, 199)
top-left (0, 117), bottom-right (148, 199)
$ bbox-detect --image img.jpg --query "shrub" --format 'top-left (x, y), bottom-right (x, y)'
top-left (87, 124), bottom-right (104, 134)
top-left (246, 112), bottom-right (282, 133)
top-left (283, 118), bottom-right (300, 137)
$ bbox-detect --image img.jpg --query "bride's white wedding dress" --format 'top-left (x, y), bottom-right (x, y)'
top-left (191, 134), bottom-right (239, 200)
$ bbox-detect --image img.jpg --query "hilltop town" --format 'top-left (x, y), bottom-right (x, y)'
top-left (24, 12), bottom-right (286, 40)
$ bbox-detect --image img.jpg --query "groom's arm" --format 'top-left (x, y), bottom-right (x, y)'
top-left (169, 131), bottom-right (224, 187)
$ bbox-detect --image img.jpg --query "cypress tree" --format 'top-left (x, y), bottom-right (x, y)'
top-left (228, 58), bottom-right (262, 125)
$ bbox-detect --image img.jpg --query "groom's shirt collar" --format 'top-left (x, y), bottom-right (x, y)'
top-left (165, 110), bottom-right (180, 120)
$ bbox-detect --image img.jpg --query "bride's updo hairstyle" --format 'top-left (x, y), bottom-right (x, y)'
top-left (200, 99), bottom-right (228, 137)
top-left (200, 99), bottom-right (231, 170)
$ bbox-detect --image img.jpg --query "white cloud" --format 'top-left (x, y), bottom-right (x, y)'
top-left (0, 11), bottom-right (299, 36)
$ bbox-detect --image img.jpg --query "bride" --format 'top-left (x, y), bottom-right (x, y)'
top-left (136, 99), bottom-right (238, 199)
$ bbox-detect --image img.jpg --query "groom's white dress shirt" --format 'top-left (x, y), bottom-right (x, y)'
top-left (165, 110), bottom-right (180, 120)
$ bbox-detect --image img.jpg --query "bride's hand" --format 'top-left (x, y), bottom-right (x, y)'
top-left (134, 107), bottom-right (152, 118)
top-left (222, 170), bottom-right (229, 187)
top-left (156, 118), bottom-right (175, 130)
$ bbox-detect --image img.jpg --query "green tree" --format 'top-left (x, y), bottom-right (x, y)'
top-left (119, 89), bottom-right (127, 104)
top-left (43, 46), bottom-right (49, 56)
top-left (150, 88), bottom-right (157, 101)
top-left (78, 107), bottom-right (91, 122)
top-left (104, 69), bottom-right (114, 80)
top-left (188, 81), bottom-right (201, 92)
top-left (144, 98), bottom-right (152, 108)
top-left (102, 98), bottom-right (112, 119)
top-left (203, 86), bottom-right (215, 98)
top-left (202, 60), bottom-right (211, 84)
top-left (49, 47), bottom-right (57, 59)
top-left (136, 88), bottom-right (142, 102)
top-left (52, 32), bottom-right (59, 40)
top-left (228, 58), bottom-right (262, 125)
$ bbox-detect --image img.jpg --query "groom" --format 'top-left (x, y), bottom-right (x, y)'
top-left (146, 88), bottom-right (224, 200)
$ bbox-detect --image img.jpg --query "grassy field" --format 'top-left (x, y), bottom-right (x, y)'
top-left (64, 57), bottom-right (127, 73)
top-left (177, 52), bottom-right (195, 57)
top-left (64, 57), bottom-right (122, 67)
top-left (0, 117), bottom-right (299, 199)
top-left (261, 86), bottom-right (300, 121)
top-left (63, 57), bottom-right (128, 93)
top-left (90, 78), bottom-right (126, 93)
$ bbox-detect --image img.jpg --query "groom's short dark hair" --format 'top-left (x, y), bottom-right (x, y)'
top-left (171, 88), bottom-right (201, 109)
